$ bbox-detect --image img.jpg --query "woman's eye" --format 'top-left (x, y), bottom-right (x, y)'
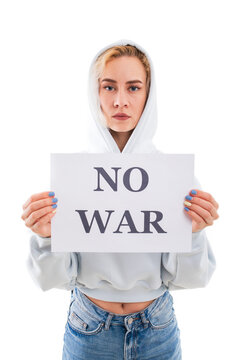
top-left (104, 86), bottom-right (114, 91)
top-left (129, 86), bottom-right (140, 92)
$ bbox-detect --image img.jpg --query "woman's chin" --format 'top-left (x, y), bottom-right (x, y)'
top-left (108, 125), bottom-right (136, 133)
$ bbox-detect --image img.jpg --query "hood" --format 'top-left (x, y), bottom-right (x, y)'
top-left (85, 39), bottom-right (159, 154)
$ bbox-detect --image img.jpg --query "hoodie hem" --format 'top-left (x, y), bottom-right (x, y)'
top-left (75, 283), bottom-right (167, 303)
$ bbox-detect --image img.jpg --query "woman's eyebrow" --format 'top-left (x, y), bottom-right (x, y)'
top-left (127, 80), bottom-right (143, 84)
top-left (101, 78), bottom-right (143, 84)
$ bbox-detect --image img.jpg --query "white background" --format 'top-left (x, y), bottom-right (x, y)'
top-left (0, 0), bottom-right (239, 359)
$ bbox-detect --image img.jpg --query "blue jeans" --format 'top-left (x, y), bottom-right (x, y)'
top-left (62, 287), bottom-right (182, 359)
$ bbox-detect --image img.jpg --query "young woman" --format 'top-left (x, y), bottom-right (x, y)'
top-left (21, 39), bottom-right (219, 360)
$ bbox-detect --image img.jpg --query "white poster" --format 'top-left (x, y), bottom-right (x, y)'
top-left (51, 153), bottom-right (194, 252)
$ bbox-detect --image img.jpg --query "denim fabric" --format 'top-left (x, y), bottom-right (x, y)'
top-left (62, 287), bottom-right (182, 360)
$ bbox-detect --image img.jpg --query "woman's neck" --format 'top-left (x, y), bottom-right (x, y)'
top-left (109, 129), bottom-right (134, 152)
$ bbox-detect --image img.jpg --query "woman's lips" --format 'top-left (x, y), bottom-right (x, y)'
top-left (113, 115), bottom-right (130, 120)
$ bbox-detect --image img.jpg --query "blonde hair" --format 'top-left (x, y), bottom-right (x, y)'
top-left (94, 44), bottom-right (151, 98)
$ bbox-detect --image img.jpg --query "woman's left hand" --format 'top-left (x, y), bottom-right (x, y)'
top-left (184, 189), bottom-right (219, 233)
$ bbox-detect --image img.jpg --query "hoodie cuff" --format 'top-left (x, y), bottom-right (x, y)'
top-left (34, 234), bottom-right (51, 248)
top-left (191, 229), bottom-right (207, 252)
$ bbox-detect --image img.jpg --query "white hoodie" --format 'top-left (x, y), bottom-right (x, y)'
top-left (26, 39), bottom-right (216, 302)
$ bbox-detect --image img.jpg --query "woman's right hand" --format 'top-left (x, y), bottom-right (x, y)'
top-left (21, 191), bottom-right (58, 238)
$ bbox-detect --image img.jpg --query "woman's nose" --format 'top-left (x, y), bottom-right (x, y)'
top-left (113, 89), bottom-right (129, 108)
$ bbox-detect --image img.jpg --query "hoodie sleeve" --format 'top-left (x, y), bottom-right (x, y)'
top-left (26, 232), bottom-right (79, 291)
top-left (161, 229), bottom-right (216, 290)
top-left (161, 176), bottom-right (216, 290)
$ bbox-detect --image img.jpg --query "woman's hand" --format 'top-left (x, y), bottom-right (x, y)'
top-left (21, 191), bottom-right (58, 237)
top-left (184, 189), bottom-right (219, 233)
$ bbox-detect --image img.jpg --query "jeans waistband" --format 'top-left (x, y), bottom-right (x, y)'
top-left (72, 287), bottom-right (170, 330)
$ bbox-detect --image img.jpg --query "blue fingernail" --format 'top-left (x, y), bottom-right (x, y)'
top-left (49, 191), bottom-right (55, 197)
top-left (52, 198), bottom-right (58, 203)
top-left (185, 195), bottom-right (193, 201)
top-left (191, 190), bottom-right (197, 195)
top-left (184, 207), bottom-right (190, 211)
top-left (52, 204), bottom-right (57, 208)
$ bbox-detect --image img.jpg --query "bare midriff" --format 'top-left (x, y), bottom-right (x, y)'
top-left (85, 294), bottom-right (156, 315)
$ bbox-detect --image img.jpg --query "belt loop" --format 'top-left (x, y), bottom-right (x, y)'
top-left (140, 311), bottom-right (149, 329)
top-left (104, 313), bottom-right (114, 331)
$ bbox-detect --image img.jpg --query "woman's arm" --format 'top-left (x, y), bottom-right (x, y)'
top-left (161, 229), bottom-right (216, 290)
top-left (161, 176), bottom-right (218, 290)
top-left (22, 191), bottom-right (79, 291)
top-left (26, 232), bottom-right (79, 291)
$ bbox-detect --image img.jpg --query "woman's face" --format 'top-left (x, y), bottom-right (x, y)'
top-left (99, 56), bottom-right (147, 133)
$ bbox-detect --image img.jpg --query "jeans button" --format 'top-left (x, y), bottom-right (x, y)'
top-left (128, 318), bottom-right (133, 325)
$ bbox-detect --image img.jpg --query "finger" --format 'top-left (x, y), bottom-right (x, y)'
top-left (22, 191), bottom-right (55, 210)
top-left (31, 211), bottom-right (56, 234)
top-left (25, 205), bottom-right (56, 228)
top-left (21, 196), bottom-right (58, 221)
top-left (189, 189), bottom-right (219, 210)
top-left (184, 207), bottom-right (207, 228)
top-left (184, 196), bottom-right (219, 220)
top-left (185, 203), bottom-right (213, 225)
